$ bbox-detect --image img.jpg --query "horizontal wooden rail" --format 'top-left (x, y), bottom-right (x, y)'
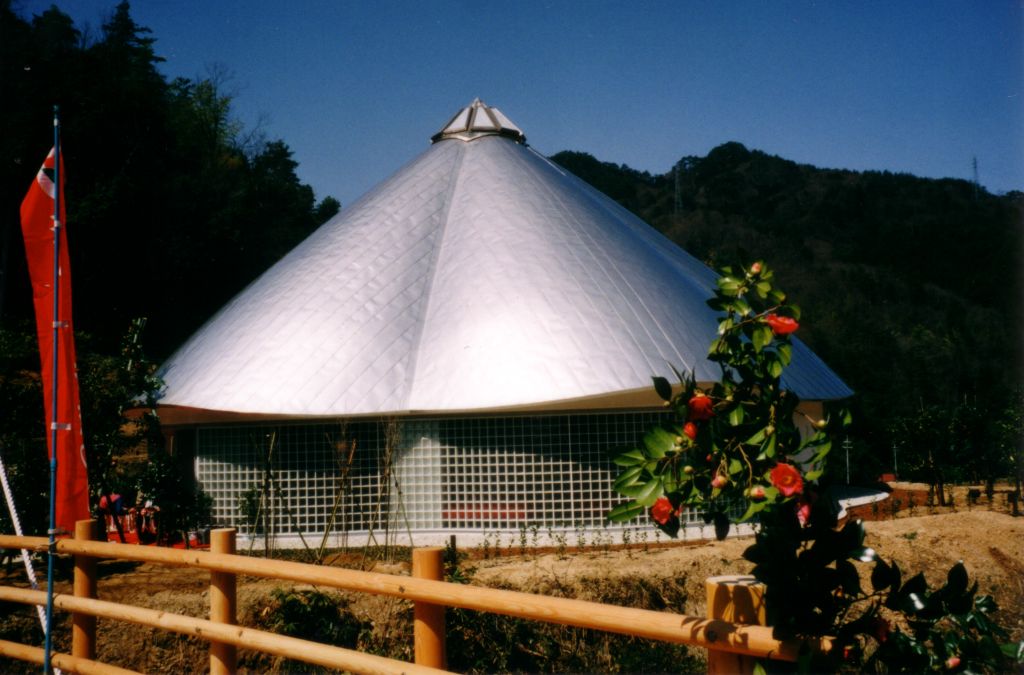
top-left (0, 587), bottom-right (449, 675)
top-left (0, 638), bottom-right (140, 675)
top-left (1, 534), bottom-right (826, 661)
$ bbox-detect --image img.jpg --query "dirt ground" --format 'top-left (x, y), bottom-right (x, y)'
top-left (471, 509), bottom-right (1024, 615)
top-left (1, 489), bottom-right (1022, 673)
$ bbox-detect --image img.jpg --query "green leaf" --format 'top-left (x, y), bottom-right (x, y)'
top-left (713, 512), bottom-right (730, 540)
top-left (946, 561), bottom-right (969, 596)
top-left (662, 470), bottom-right (678, 493)
top-left (643, 427), bottom-right (675, 459)
top-left (777, 343), bottom-right (792, 366)
top-left (754, 281), bottom-right (771, 299)
top-left (728, 405), bottom-right (745, 426)
top-left (850, 547), bottom-right (877, 563)
top-left (738, 498), bottom-right (770, 522)
top-left (753, 660), bottom-right (767, 675)
top-left (975, 594), bottom-right (998, 614)
top-left (804, 468), bottom-right (823, 481)
top-left (839, 520), bottom-right (866, 549)
top-left (718, 276), bottom-right (741, 292)
top-left (613, 465), bottom-right (643, 491)
top-left (705, 296), bottom-right (729, 311)
top-left (752, 324), bottom-right (772, 352)
top-left (728, 458), bottom-right (743, 476)
top-left (652, 376), bottom-right (673, 402)
top-left (871, 559), bottom-right (894, 592)
top-left (634, 477), bottom-right (664, 507)
top-left (612, 448), bottom-right (646, 467)
top-left (607, 501), bottom-right (645, 522)
top-left (999, 640), bottom-right (1024, 662)
top-left (745, 427), bottom-right (766, 445)
top-left (837, 559), bottom-right (861, 596)
top-left (766, 355), bottom-right (784, 378)
top-left (616, 482), bottom-right (648, 498)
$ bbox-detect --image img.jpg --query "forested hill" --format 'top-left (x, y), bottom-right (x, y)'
top-left (552, 146), bottom-right (1023, 472)
top-left (0, 2), bottom-right (340, 358)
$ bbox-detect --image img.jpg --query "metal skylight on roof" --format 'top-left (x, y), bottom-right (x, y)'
top-left (431, 98), bottom-right (526, 143)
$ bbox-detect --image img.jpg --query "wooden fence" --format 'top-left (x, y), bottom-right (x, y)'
top-left (0, 520), bottom-right (829, 674)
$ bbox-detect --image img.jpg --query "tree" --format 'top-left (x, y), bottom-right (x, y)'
top-left (314, 196), bottom-right (341, 225)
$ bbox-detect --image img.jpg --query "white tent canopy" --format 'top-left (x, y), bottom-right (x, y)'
top-left (157, 100), bottom-right (851, 420)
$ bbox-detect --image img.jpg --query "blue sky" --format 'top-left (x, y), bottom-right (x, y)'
top-left (16, 0), bottom-right (1024, 207)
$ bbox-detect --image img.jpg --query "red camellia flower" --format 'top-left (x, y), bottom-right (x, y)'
top-left (687, 393), bottom-right (715, 421)
top-left (683, 422), bottom-right (698, 440)
top-left (770, 462), bottom-right (804, 497)
top-left (765, 313), bottom-right (799, 335)
top-left (651, 496), bottom-right (674, 525)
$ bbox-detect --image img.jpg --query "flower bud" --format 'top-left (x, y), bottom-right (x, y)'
top-left (945, 656), bottom-right (960, 670)
top-left (687, 393), bottom-right (715, 421)
top-left (750, 262), bottom-right (762, 274)
top-left (711, 474), bottom-right (728, 489)
top-left (683, 465), bottom-right (694, 474)
top-left (748, 485), bottom-right (766, 500)
top-left (683, 422), bottom-right (698, 440)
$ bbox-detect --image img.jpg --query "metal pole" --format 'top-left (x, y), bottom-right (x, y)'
top-left (844, 437), bottom-right (851, 484)
top-left (44, 105), bottom-right (61, 675)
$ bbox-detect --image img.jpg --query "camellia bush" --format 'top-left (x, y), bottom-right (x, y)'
top-left (609, 261), bottom-right (1023, 673)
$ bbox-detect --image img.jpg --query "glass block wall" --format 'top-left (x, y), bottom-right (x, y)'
top-left (194, 410), bottom-right (725, 542)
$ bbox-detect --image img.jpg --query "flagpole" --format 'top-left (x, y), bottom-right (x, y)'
top-left (44, 104), bottom-right (61, 675)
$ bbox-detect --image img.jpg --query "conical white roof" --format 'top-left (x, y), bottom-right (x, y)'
top-left (157, 100), bottom-right (851, 419)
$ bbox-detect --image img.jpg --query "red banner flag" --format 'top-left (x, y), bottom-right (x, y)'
top-left (20, 147), bottom-right (90, 534)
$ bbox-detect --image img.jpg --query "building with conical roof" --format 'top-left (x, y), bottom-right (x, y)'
top-left (157, 100), bottom-right (851, 547)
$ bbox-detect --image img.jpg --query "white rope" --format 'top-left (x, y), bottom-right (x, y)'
top-left (0, 446), bottom-right (55, 661)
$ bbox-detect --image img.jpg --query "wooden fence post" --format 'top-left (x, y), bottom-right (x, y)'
top-left (412, 547), bottom-right (446, 669)
top-left (210, 528), bottom-right (237, 675)
top-left (72, 518), bottom-right (98, 660)
top-left (705, 575), bottom-right (766, 675)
